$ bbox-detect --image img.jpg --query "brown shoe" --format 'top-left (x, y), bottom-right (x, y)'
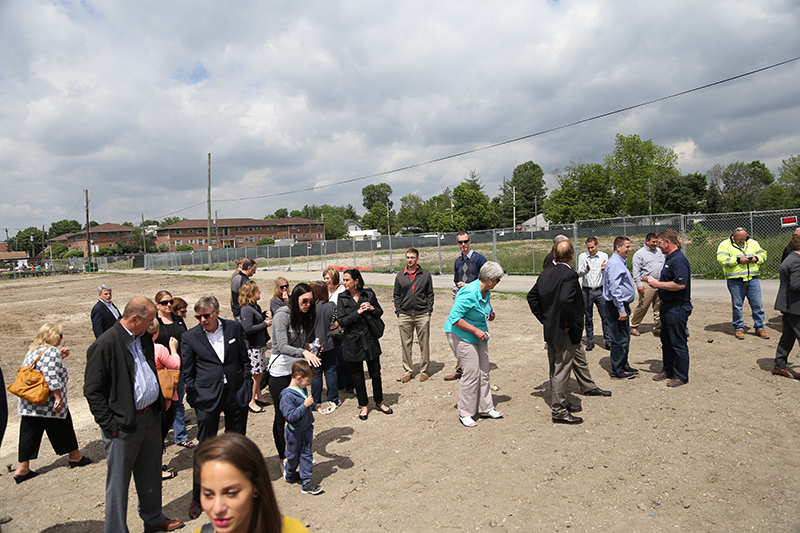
top-left (734, 330), bottom-right (745, 339)
top-left (630, 328), bottom-right (640, 336)
top-left (188, 499), bottom-right (203, 520)
top-left (444, 371), bottom-right (462, 381)
top-left (652, 372), bottom-right (670, 381)
top-left (552, 412), bottom-right (583, 424)
top-left (756, 330), bottom-right (770, 339)
top-left (772, 368), bottom-right (796, 379)
top-left (419, 373), bottom-right (429, 382)
top-left (666, 379), bottom-right (686, 388)
top-left (401, 374), bottom-right (412, 383)
top-left (145, 518), bottom-right (185, 532)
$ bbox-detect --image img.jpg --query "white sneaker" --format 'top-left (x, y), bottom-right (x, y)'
top-left (460, 416), bottom-right (477, 427)
top-left (480, 409), bottom-right (503, 419)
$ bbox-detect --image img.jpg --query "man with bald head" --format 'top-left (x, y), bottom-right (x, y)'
top-left (717, 228), bottom-right (769, 340)
top-left (542, 234), bottom-right (569, 271)
top-left (85, 297), bottom-right (184, 533)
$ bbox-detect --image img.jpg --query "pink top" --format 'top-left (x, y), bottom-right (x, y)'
top-left (154, 344), bottom-right (181, 403)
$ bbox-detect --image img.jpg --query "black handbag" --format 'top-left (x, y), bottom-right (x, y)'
top-left (330, 306), bottom-right (344, 341)
top-left (364, 313), bottom-right (385, 339)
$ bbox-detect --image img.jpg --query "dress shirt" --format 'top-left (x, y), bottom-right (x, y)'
top-left (576, 250), bottom-right (608, 289)
top-left (102, 299), bottom-right (121, 319)
top-left (204, 318), bottom-right (227, 383)
top-left (603, 253), bottom-right (636, 313)
top-left (122, 325), bottom-right (160, 410)
top-left (631, 245), bottom-right (665, 287)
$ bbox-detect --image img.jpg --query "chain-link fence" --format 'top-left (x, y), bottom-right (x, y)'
top-left (133, 209), bottom-right (800, 279)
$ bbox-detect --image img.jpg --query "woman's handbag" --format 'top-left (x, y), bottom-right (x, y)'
top-left (157, 368), bottom-right (181, 400)
top-left (330, 307), bottom-right (344, 341)
top-left (364, 313), bottom-right (385, 340)
top-left (7, 349), bottom-right (50, 405)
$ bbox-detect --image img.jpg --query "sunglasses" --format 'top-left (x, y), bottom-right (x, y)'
top-left (195, 313), bottom-right (214, 320)
top-left (280, 284), bottom-right (289, 290)
top-left (457, 240), bottom-right (469, 244)
top-left (158, 299), bottom-right (174, 306)
top-left (58, 333), bottom-right (63, 338)
top-left (298, 297), bottom-right (314, 304)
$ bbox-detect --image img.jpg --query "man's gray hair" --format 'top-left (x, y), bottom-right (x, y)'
top-left (479, 261), bottom-right (505, 282)
top-left (194, 295), bottom-right (220, 314)
top-left (553, 234), bottom-right (569, 245)
top-left (98, 284), bottom-right (112, 294)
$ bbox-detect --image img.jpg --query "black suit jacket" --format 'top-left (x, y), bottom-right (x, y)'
top-left (180, 318), bottom-right (252, 413)
top-left (84, 321), bottom-right (164, 434)
top-left (776, 252), bottom-right (800, 315)
top-left (91, 300), bottom-right (120, 339)
top-left (527, 263), bottom-right (585, 345)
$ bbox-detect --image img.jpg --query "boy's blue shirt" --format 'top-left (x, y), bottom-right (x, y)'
top-left (279, 385), bottom-right (315, 431)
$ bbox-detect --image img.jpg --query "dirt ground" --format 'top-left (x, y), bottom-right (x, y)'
top-left (0, 272), bottom-right (799, 533)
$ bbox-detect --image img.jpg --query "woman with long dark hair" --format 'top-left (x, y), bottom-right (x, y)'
top-left (337, 269), bottom-right (393, 420)
top-left (193, 433), bottom-right (308, 533)
top-left (267, 283), bottom-right (321, 475)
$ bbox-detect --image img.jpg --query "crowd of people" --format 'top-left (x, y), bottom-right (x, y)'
top-left (5, 226), bottom-right (800, 532)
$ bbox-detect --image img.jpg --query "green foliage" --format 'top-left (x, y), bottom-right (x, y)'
top-left (543, 163), bottom-right (619, 223)
top-left (604, 133), bottom-right (680, 216)
top-left (48, 219), bottom-right (82, 239)
top-left (361, 202), bottom-right (396, 233)
top-left (361, 183), bottom-right (393, 211)
top-left (395, 193), bottom-right (431, 232)
top-left (64, 250), bottom-right (85, 258)
top-left (9, 226), bottom-right (45, 256)
top-left (122, 221), bottom-right (134, 227)
top-left (289, 210), bottom-right (303, 217)
top-left (49, 242), bottom-right (68, 258)
top-left (453, 182), bottom-right (496, 230)
top-left (494, 161), bottom-right (546, 227)
top-left (160, 217), bottom-right (185, 227)
top-left (175, 244), bottom-right (195, 251)
top-left (97, 246), bottom-right (117, 256)
top-left (142, 219), bottom-right (159, 227)
top-left (264, 208), bottom-right (289, 220)
top-left (257, 238), bottom-right (275, 245)
top-left (114, 227), bottom-right (158, 253)
top-left (687, 222), bottom-right (712, 244)
top-left (653, 173), bottom-right (707, 214)
top-left (707, 161), bottom-right (774, 212)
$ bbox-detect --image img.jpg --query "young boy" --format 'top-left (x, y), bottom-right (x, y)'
top-left (279, 360), bottom-right (323, 495)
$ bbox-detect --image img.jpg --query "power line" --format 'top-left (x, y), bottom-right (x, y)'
top-left (155, 55), bottom-right (800, 219)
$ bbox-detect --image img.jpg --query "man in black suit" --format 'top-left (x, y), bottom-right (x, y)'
top-left (91, 284), bottom-right (121, 338)
top-left (181, 295), bottom-right (252, 519)
top-left (84, 297), bottom-right (184, 533)
top-left (528, 240), bottom-right (610, 425)
top-left (781, 228), bottom-right (800, 263)
top-left (773, 234), bottom-right (800, 379)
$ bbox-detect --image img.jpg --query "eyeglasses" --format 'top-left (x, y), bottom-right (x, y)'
top-left (280, 284), bottom-right (289, 290)
top-left (298, 297), bottom-right (314, 305)
top-left (58, 333), bottom-right (63, 338)
top-left (195, 313), bottom-right (213, 320)
top-left (457, 240), bottom-right (469, 244)
top-left (158, 299), bottom-right (174, 306)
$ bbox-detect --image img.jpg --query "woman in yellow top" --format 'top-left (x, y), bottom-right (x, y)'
top-left (192, 433), bottom-right (308, 533)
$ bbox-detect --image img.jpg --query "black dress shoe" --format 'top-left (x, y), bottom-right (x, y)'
top-left (358, 411), bottom-right (368, 420)
top-left (68, 456), bottom-right (93, 468)
top-left (552, 413), bottom-right (583, 424)
top-left (610, 372), bottom-right (637, 380)
top-left (584, 387), bottom-right (611, 397)
top-left (13, 471), bottom-right (39, 484)
top-left (624, 366), bottom-right (640, 374)
top-left (376, 405), bottom-right (393, 414)
top-left (565, 403), bottom-right (582, 413)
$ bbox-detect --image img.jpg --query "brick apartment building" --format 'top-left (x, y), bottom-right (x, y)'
top-left (48, 223), bottom-right (135, 257)
top-left (156, 217), bottom-right (325, 251)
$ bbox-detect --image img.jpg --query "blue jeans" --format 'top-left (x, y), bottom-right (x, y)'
top-left (583, 288), bottom-right (610, 346)
top-left (605, 300), bottom-right (631, 377)
top-left (660, 302), bottom-right (691, 382)
top-left (171, 375), bottom-right (189, 444)
top-left (726, 278), bottom-right (765, 331)
top-left (311, 347), bottom-right (339, 407)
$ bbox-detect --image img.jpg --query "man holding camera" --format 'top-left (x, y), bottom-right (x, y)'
top-left (716, 228), bottom-right (769, 340)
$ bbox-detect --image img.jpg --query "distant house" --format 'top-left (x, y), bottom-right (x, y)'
top-left (345, 219), bottom-right (362, 233)
top-left (48, 223), bottom-right (135, 257)
top-left (519, 215), bottom-right (550, 232)
top-left (156, 217), bottom-right (325, 251)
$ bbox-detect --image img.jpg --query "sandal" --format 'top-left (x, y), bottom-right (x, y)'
top-left (176, 441), bottom-right (196, 449)
top-left (162, 471), bottom-right (178, 480)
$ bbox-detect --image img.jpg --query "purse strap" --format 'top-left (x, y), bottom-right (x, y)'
top-left (28, 346), bottom-right (49, 370)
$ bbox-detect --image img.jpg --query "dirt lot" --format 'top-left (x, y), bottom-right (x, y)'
top-left (0, 272), bottom-right (798, 532)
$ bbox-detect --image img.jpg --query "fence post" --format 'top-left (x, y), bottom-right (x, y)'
top-left (352, 238), bottom-right (356, 268)
top-left (388, 233), bottom-right (393, 273)
top-left (437, 233), bottom-right (443, 275)
top-left (492, 229), bottom-right (497, 262)
top-left (267, 245), bottom-right (270, 270)
top-left (370, 239), bottom-right (374, 271)
top-left (531, 229), bottom-right (536, 275)
top-left (750, 211), bottom-right (754, 235)
top-left (289, 243), bottom-right (293, 271)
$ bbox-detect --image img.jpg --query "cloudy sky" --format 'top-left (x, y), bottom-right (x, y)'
top-left (2, 0), bottom-right (799, 236)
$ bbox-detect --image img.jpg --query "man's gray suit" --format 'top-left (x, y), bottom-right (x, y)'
top-left (774, 251), bottom-right (800, 370)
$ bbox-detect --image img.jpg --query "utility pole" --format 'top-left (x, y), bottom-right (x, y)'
top-left (386, 200), bottom-right (393, 272)
top-left (141, 213), bottom-right (146, 253)
top-left (84, 189), bottom-right (92, 261)
top-left (512, 186), bottom-right (516, 230)
top-left (207, 153), bottom-right (212, 268)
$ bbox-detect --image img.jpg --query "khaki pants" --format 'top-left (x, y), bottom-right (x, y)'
top-left (631, 285), bottom-right (661, 331)
top-left (447, 333), bottom-right (494, 418)
top-left (398, 313), bottom-right (431, 375)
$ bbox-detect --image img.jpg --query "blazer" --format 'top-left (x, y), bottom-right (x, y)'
top-left (527, 263), bottom-right (584, 346)
top-left (91, 299), bottom-right (120, 339)
top-left (775, 251), bottom-right (800, 315)
top-left (84, 321), bottom-right (164, 435)
top-left (180, 318), bottom-right (252, 413)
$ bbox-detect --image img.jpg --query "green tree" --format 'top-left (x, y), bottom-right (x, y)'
top-left (453, 182), bottom-right (496, 230)
top-left (653, 173), bottom-right (707, 214)
top-left (10, 227), bottom-right (45, 256)
top-left (604, 133), bottom-right (680, 216)
top-left (361, 202), bottom-right (396, 233)
top-left (175, 244), bottom-right (194, 251)
top-left (395, 193), bottom-right (432, 232)
top-left (494, 161), bottom-right (546, 227)
top-left (543, 163), bottom-right (619, 223)
top-left (49, 242), bottom-right (68, 258)
top-left (709, 160), bottom-right (774, 212)
top-left (361, 183), bottom-right (393, 211)
top-left (48, 219), bottom-right (82, 239)
top-left (160, 217), bottom-right (185, 227)
top-left (264, 208), bottom-right (289, 220)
